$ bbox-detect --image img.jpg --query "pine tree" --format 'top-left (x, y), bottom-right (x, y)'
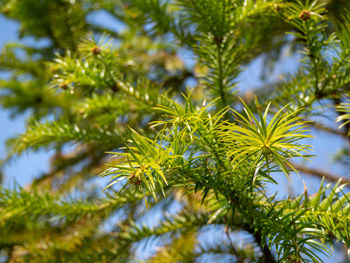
top-left (1, 0), bottom-right (350, 262)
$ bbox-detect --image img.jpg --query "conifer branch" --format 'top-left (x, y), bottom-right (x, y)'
top-left (290, 161), bottom-right (350, 185)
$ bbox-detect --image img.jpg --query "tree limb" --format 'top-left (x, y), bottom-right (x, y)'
top-left (290, 162), bottom-right (350, 185)
top-left (306, 120), bottom-right (349, 140)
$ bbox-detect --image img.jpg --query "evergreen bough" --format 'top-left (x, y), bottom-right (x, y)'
top-left (1, 0), bottom-right (350, 262)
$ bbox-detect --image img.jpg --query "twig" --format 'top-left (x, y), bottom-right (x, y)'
top-left (306, 120), bottom-right (349, 140)
top-left (225, 227), bottom-right (244, 263)
top-left (290, 162), bottom-right (350, 185)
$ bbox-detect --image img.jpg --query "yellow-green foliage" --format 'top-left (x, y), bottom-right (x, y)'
top-left (1, 0), bottom-right (350, 262)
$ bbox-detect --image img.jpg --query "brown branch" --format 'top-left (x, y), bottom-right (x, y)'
top-left (290, 162), bottom-right (350, 185)
top-left (225, 227), bottom-right (244, 263)
top-left (243, 225), bottom-right (277, 263)
top-left (306, 120), bottom-right (349, 140)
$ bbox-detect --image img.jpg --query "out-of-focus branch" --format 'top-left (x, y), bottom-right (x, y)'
top-left (306, 120), bottom-right (349, 140)
top-left (290, 162), bottom-right (350, 185)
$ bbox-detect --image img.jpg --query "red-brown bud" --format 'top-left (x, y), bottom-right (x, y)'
top-left (91, 46), bottom-right (101, 55)
top-left (299, 10), bottom-right (311, 21)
